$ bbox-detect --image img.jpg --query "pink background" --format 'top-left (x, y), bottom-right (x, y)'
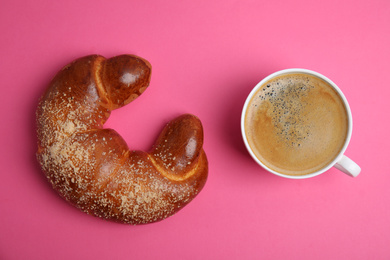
top-left (1, 0), bottom-right (389, 259)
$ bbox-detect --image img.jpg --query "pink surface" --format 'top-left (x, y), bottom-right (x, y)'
top-left (1, 0), bottom-right (389, 259)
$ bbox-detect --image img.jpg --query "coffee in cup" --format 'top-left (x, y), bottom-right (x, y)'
top-left (241, 69), bottom-right (360, 178)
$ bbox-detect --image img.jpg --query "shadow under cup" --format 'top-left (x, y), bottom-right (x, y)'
top-left (241, 69), bottom-right (358, 179)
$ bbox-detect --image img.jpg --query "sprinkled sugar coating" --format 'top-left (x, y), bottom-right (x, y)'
top-left (36, 55), bottom-right (208, 224)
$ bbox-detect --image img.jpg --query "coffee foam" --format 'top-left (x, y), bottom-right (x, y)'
top-left (245, 73), bottom-right (348, 176)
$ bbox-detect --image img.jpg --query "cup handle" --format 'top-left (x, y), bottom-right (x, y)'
top-left (334, 155), bottom-right (361, 177)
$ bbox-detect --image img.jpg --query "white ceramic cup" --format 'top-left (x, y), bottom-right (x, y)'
top-left (241, 69), bottom-right (361, 179)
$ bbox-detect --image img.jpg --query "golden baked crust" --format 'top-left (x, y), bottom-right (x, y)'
top-left (36, 55), bottom-right (208, 224)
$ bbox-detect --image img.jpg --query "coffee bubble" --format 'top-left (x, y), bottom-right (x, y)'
top-left (244, 73), bottom-right (348, 176)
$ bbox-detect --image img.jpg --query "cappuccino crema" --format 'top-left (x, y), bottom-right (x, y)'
top-left (244, 73), bottom-right (348, 176)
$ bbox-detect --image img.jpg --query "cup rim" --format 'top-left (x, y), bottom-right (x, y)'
top-left (241, 68), bottom-right (353, 179)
